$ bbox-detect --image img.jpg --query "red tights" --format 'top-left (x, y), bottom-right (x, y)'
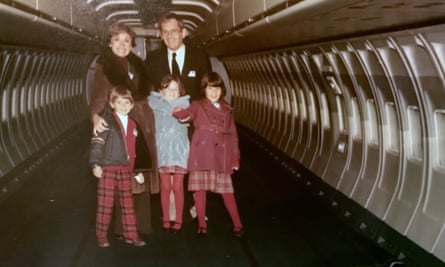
top-left (194, 190), bottom-right (242, 230)
top-left (160, 173), bottom-right (184, 224)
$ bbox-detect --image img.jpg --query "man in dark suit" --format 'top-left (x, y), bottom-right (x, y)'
top-left (146, 13), bottom-right (211, 100)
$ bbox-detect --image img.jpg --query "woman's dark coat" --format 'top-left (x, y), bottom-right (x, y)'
top-left (90, 48), bottom-right (159, 194)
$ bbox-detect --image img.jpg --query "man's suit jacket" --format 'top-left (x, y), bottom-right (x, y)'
top-left (145, 44), bottom-right (211, 100)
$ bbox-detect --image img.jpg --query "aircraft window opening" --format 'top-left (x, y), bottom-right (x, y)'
top-left (351, 97), bottom-right (362, 140)
top-left (265, 87), bottom-right (272, 110)
top-left (385, 102), bottom-right (400, 153)
top-left (60, 82), bottom-right (65, 102)
top-left (298, 89), bottom-right (307, 121)
top-left (284, 89), bottom-right (291, 116)
top-left (335, 95), bottom-right (348, 134)
top-left (434, 110), bottom-right (445, 167)
top-left (431, 42), bottom-right (445, 76)
top-left (262, 87), bottom-right (268, 109)
top-left (290, 89), bottom-right (299, 118)
top-left (61, 81), bottom-right (67, 101)
top-left (280, 89), bottom-right (286, 115)
top-left (69, 80), bottom-right (74, 98)
top-left (366, 99), bottom-right (378, 145)
top-left (257, 88), bottom-right (262, 107)
top-left (46, 84), bottom-right (52, 105)
top-left (55, 82), bottom-right (60, 102)
top-left (11, 88), bottom-right (18, 119)
top-left (309, 90), bottom-right (317, 125)
top-left (20, 86), bottom-right (26, 116)
top-left (254, 84), bottom-right (260, 106)
top-left (407, 106), bottom-right (423, 161)
top-left (37, 82), bottom-right (44, 109)
top-left (34, 88), bottom-right (39, 110)
top-left (273, 88), bottom-right (281, 113)
top-left (246, 82), bottom-right (252, 104)
top-left (27, 87), bottom-right (33, 112)
top-left (49, 82), bottom-right (56, 104)
top-left (1, 90), bottom-right (8, 122)
top-left (76, 78), bottom-right (82, 96)
top-left (257, 88), bottom-right (263, 118)
top-left (68, 80), bottom-right (73, 98)
top-left (64, 80), bottom-right (69, 100)
top-left (41, 85), bottom-right (47, 108)
top-left (320, 93), bottom-right (330, 130)
top-left (335, 95), bottom-right (345, 133)
top-left (280, 58), bottom-right (294, 88)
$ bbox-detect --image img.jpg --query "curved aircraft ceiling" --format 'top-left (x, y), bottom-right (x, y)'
top-left (1, 0), bottom-right (445, 56)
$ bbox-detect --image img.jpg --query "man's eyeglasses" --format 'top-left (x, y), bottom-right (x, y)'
top-left (161, 28), bottom-right (182, 36)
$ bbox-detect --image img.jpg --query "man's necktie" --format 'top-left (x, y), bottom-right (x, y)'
top-left (172, 52), bottom-right (180, 78)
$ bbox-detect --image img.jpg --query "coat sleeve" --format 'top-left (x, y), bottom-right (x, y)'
top-left (130, 54), bottom-right (152, 101)
top-left (133, 125), bottom-right (153, 173)
top-left (228, 114), bottom-right (240, 168)
top-left (90, 63), bottom-right (110, 121)
top-left (89, 129), bottom-right (109, 166)
top-left (172, 108), bottom-right (191, 122)
top-left (173, 100), bottom-right (200, 123)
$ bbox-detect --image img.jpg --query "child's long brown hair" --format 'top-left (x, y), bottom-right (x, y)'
top-left (159, 74), bottom-right (186, 96)
top-left (200, 72), bottom-right (227, 99)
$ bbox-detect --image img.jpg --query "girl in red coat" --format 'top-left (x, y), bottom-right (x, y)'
top-left (173, 72), bottom-right (243, 237)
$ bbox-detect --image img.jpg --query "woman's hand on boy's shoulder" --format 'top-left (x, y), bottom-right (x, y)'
top-left (92, 114), bottom-right (109, 136)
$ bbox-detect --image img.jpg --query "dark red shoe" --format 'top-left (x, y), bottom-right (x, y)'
top-left (233, 227), bottom-right (244, 238)
top-left (162, 221), bottom-right (171, 231)
top-left (196, 227), bottom-right (207, 238)
top-left (172, 222), bottom-right (182, 233)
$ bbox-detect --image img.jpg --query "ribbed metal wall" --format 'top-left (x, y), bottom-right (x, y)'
top-left (0, 46), bottom-right (94, 200)
top-left (223, 23), bottom-right (445, 265)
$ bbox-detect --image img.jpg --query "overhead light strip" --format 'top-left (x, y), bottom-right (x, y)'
top-left (183, 19), bottom-right (198, 29)
top-left (106, 10), bottom-right (139, 20)
top-left (172, 11), bottom-right (204, 22)
top-left (171, 0), bottom-right (212, 13)
top-left (95, 0), bottom-right (135, 11)
top-left (117, 18), bottom-right (141, 24)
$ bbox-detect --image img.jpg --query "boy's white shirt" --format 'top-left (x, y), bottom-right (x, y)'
top-left (116, 113), bottom-right (128, 135)
top-left (114, 112), bottom-right (144, 184)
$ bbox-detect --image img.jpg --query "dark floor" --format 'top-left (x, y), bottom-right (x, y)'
top-left (0, 130), bottom-right (392, 267)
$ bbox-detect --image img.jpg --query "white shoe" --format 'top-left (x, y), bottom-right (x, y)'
top-left (189, 205), bottom-right (208, 220)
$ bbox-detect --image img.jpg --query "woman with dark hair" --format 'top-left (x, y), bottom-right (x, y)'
top-left (90, 22), bottom-right (158, 236)
top-left (173, 72), bottom-right (243, 238)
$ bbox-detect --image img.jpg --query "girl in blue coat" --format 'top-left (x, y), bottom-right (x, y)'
top-left (149, 74), bottom-right (190, 232)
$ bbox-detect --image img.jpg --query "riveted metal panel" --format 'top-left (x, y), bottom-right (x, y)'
top-left (15, 0), bottom-right (36, 9)
top-left (216, 0), bottom-right (235, 35)
top-left (38, 0), bottom-right (71, 24)
top-left (265, 0), bottom-right (287, 9)
top-left (234, 0), bottom-right (264, 25)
